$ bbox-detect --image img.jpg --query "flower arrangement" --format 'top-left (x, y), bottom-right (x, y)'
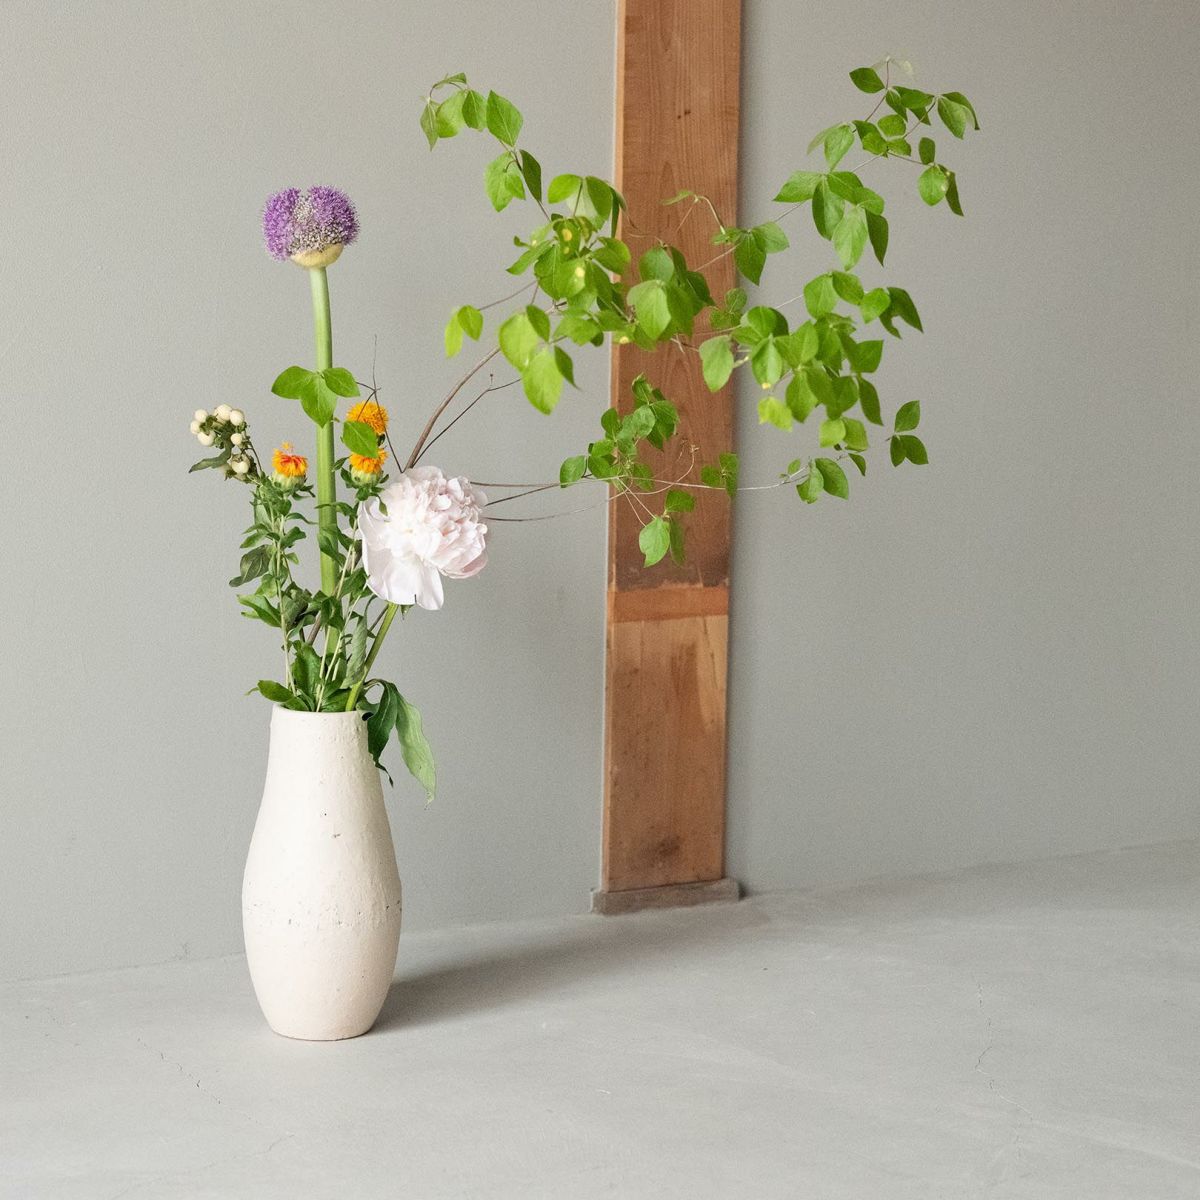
top-left (188, 61), bottom-right (980, 799)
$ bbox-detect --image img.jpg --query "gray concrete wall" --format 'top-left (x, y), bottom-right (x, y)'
top-left (728, 0), bottom-right (1200, 890)
top-left (0, 0), bottom-right (615, 980)
top-left (4, 0), bottom-right (1198, 982)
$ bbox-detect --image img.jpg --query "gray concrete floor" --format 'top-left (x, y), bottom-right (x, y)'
top-left (3, 842), bottom-right (1198, 1199)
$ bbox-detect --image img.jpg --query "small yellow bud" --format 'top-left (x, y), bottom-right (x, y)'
top-left (618, 335), bottom-right (631, 344)
top-left (574, 266), bottom-right (585, 278)
top-left (561, 228), bottom-right (573, 242)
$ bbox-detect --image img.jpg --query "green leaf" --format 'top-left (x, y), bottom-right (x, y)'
top-left (322, 367), bottom-right (360, 398)
top-left (786, 373), bottom-right (817, 422)
top-left (366, 683), bottom-right (400, 762)
top-left (833, 205), bottom-right (868, 269)
top-left (878, 113), bottom-right (907, 138)
top-left (754, 221), bottom-right (789, 253)
top-left (699, 335), bottom-right (735, 391)
top-left (942, 91), bottom-right (980, 130)
top-left (629, 280), bottom-right (671, 338)
top-left (858, 378), bottom-right (882, 425)
top-left (814, 457), bottom-right (849, 498)
top-left (484, 153), bottom-right (525, 212)
top-left (461, 89), bottom-right (487, 130)
top-left (866, 210), bottom-right (889, 265)
top-left (945, 171), bottom-right (964, 217)
top-left (559, 455), bottom-right (587, 486)
top-left (819, 417), bottom-right (846, 447)
top-left (342, 420), bottom-right (380, 457)
top-left (773, 171), bottom-right (822, 203)
top-left (759, 396), bottom-right (793, 430)
top-left (841, 417), bottom-right (869, 451)
top-left (665, 488), bottom-right (695, 514)
top-left (271, 366), bottom-right (315, 399)
top-left (750, 338), bottom-right (785, 388)
top-left (888, 288), bottom-right (923, 332)
top-left (894, 400), bottom-right (921, 432)
top-left (890, 435), bottom-right (905, 466)
top-left (847, 338), bottom-right (883, 373)
top-left (445, 304), bottom-right (483, 357)
top-left (918, 136), bottom-right (936, 164)
top-left (803, 273), bottom-right (837, 318)
top-left (519, 151), bottom-right (542, 201)
top-left (899, 434), bottom-right (928, 464)
top-left (394, 693), bottom-right (437, 801)
top-left (797, 468), bottom-right (824, 503)
top-left (419, 101), bottom-right (439, 149)
top-left (734, 234), bottom-right (767, 285)
top-left (860, 287), bottom-right (890, 322)
top-left (522, 348), bottom-right (563, 414)
top-left (346, 620), bottom-right (368, 683)
top-left (435, 90), bottom-right (467, 137)
top-left (823, 124), bottom-right (855, 168)
top-left (849, 66), bottom-right (885, 93)
top-left (498, 311), bottom-right (538, 369)
top-left (811, 180), bottom-right (844, 239)
top-left (256, 680), bottom-right (302, 707)
top-left (526, 305), bottom-right (551, 341)
top-left (485, 91), bottom-right (523, 144)
top-left (639, 516), bottom-right (671, 566)
top-left (831, 271), bottom-right (863, 304)
top-left (639, 245), bottom-right (674, 281)
top-left (849, 452), bottom-right (867, 476)
top-left (547, 173), bottom-right (581, 203)
top-left (290, 644), bottom-right (321, 700)
top-left (936, 95), bottom-right (969, 139)
top-left (189, 449), bottom-right (231, 473)
top-left (300, 374), bottom-right (338, 426)
top-left (918, 164), bottom-right (950, 206)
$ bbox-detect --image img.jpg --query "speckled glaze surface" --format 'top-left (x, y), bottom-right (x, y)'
top-left (242, 708), bottom-right (402, 1041)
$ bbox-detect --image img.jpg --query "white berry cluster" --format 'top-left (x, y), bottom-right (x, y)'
top-left (189, 405), bottom-right (257, 481)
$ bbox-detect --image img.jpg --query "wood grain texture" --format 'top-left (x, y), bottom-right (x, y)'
top-left (602, 0), bottom-right (741, 896)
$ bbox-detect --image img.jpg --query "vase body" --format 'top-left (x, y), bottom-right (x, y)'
top-left (242, 707), bottom-right (402, 1040)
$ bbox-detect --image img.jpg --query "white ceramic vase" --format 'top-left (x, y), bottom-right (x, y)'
top-left (242, 707), bottom-right (402, 1040)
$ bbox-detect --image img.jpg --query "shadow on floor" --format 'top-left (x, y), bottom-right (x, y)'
top-left (373, 898), bottom-right (769, 1033)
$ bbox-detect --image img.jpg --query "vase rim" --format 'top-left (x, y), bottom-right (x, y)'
top-left (270, 706), bottom-right (365, 721)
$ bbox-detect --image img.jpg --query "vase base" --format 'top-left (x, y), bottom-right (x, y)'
top-left (590, 877), bottom-right (741, 915)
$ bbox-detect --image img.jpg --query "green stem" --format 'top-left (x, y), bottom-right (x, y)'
top-left (345, 603), bottom-right (398, 711)
top-left (308, 266), bottom-right (337, 595)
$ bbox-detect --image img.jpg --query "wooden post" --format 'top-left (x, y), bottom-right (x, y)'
top-left (593, 0), bottom-right (741, 914)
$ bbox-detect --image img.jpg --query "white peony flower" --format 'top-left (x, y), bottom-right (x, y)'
top-left (214, 404), bottom-right (232, 422)
top-left (189, 419), bottom-right (201, 435)
top-left (229, 409), bottom-right (245, 428)
top-left (358, 465), bottom-right (488, 611)
top-left (194, 409), bottom-right (208, 423)
top-left (230, 432), bottom-right (244, 446)
top-left (231, 457), bottom-right (250, 476)
top-left (197, 431), bottom-right (215, 446)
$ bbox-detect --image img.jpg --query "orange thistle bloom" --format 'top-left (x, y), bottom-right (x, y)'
top-left (271, 443), bottom-right (308, 478)
top-left (346, 400), bottom-right (389, 435)
top-left (349, 449), bottom-right (387, 477)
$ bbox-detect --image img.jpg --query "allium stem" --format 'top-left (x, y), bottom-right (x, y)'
top-left (309, 266), bottom-right (337, 594)
top-left (345, 602), bottom-right (398, 711)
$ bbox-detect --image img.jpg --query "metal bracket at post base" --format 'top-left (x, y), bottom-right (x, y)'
top-left (590, 877), bottom-right (741, 916)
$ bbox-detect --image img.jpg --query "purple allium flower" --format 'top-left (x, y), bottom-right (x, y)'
top-left (262, 186), bottom-right (359, 265)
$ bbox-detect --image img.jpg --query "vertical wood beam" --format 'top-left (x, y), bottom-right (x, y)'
top-left (595, 0), bottom-right (741, 911)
